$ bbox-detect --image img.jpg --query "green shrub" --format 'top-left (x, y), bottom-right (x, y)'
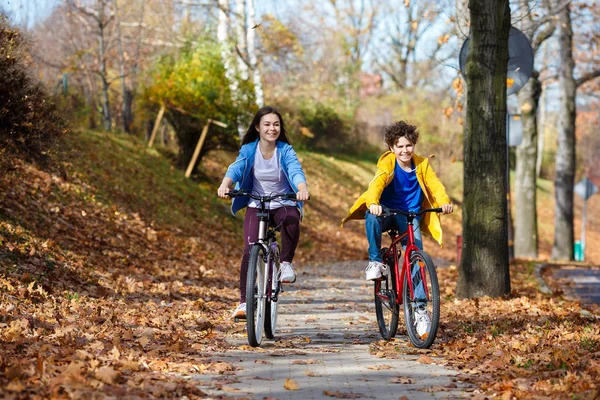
top-left (142, 39), bottom-right (255, 171)
top-left (0, 15), bottom-right (67, 168)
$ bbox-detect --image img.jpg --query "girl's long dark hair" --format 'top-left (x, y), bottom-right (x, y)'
top-left (241, 106), bottom-right (292, 146)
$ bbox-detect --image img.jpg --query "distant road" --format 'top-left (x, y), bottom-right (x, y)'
top-left (551, 266), bottom-right (600, 305)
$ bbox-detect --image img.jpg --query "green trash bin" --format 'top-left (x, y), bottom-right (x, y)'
top-left (574, 241), bottom-right (584, 262)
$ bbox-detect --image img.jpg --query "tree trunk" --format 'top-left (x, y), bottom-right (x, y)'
top-left (552, 3), bottom-right (576, 260)
top-left (83, 78), bottom-right (97, 130)
top-left (536, 82), bottom-right (546, 178)
top-left (514, 71), bottom-right (541, 258)
top-left (235, 0), bottom-right (249, 81)
top-left (98, 0), bottom-right (112, 131)
top-left (112, 0), bottom-right (132, 133)
top-left (456, 0), bottom-right (511, 299)
top-left (246, 0), bottom-right (263, 106)
top-left (217, 0), bottom-right (246, 140)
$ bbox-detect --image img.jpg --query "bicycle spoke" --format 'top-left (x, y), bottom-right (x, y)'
top-left (403, 250), bottom-right (440, 349)
top-left (246, 245), bottom-right (266, 347)
top-left (374, 248), bottom-right (399, 340)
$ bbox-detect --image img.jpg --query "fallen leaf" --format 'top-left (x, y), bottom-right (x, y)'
top-left (323, 390), bottom-right (363, 398)
top-left (95, 366), bottom-right (120, 385)
top-left (416, 355), bottom-right (434, 364)
top-left (367, 364), bottom-right (393, 370)
top-left (284, 378), bottom-right (299, 390)
top-left (389, 376), bottom-right (414, 384)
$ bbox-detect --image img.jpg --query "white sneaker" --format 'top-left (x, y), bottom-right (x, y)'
top-left (415, 307), bottom-right (431, 338)
top-left (365, 261), bottom-right (387, 280)
top-left (232, 303), bottom-right (246, 319)
top-left (279, 262), bottom-right (296, 283)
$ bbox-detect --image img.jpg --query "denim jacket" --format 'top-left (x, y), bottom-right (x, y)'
top-left (225, 139), bottom-right (307, 218)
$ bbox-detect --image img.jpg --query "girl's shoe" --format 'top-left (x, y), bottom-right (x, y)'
top-left (279, 262), bottom-right (296, 283)
top-left (232, 303), bottom-right (246, 319)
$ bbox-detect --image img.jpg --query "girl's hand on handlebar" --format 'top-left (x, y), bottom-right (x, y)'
top-left (441, 203), bottom-right (453, 214)
top-left (296, 182), bottom-right (309, 201)
top-left (296, 189), bottom-right (310, 201)
top-left (369, 204), bottom-right (383, 216)
top-left (217, 185), bottom-right (231, 199)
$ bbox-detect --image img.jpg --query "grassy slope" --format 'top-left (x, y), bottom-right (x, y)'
top-left (1, 129), bottom-right (599, 398)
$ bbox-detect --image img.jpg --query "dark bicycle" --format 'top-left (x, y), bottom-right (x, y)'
top-left (227, 190), bottom-right (299, 347)
top-left (373, 207), bottom-right (442, 349)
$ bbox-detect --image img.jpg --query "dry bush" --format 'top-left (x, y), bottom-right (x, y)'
top-left (0, 15), bottom-right (67, 169)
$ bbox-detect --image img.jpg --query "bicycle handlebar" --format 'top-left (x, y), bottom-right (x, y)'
top-left (381, 207), bottom-right (443, 217)
top-left (226, 189), bottom-right (308, 202)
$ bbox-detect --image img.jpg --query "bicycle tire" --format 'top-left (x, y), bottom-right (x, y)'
top-left (246, 245), bottom-right (267, 347)
top-left (403, 250), bottom-right (440, 349)
top-left (264, 255), bottom-right (279, 339)
top-left (374, 247), bottom-right (399, 340)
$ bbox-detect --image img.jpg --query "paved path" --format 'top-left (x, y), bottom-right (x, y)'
top-left (190, 261), bottom-right (472, 399)
top-left (549, 265), bottom-right (600, 305)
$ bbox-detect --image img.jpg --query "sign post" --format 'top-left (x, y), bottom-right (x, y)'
top-left (574, 177), bottom-right (598, 261)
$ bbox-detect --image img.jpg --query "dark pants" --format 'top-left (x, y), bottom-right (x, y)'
top-left (239, 206), bottom-right (300, 302)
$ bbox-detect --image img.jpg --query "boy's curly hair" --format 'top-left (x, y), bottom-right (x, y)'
top-left (384, 121), bottom-right (419, 148)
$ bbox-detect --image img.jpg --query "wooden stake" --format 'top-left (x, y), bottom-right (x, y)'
top-left (185, 119), bottom-right (212, 178)
top-left (148, 104), bottom-right (165, 148)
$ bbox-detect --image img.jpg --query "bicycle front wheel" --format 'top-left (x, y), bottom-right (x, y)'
top-left (403, 250), bottom-right (440, 349)
top-left (246, 245), bottom-right (267, 347)
top-left (374, 248), bottom-right (399, 340)
top-left (264, 257), bottom-right (279, 339)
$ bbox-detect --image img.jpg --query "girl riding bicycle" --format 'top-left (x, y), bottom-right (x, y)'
top-left (341, 120), bottom-right (452, 334)
top-left (217, 106), bottom-right (310, 320)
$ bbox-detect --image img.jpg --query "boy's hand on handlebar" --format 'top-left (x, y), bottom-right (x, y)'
top-left (441, 204), bottom-right (453, 214)
top-left (217, 185), bottom-right (231, 199)
top-left (369, 204), bottom-right (383, 216)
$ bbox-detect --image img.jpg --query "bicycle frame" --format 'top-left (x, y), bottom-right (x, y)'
top-left (379, 216), bottom-right (430, 306)
top-left (252, 209), bottom-right (281, 303)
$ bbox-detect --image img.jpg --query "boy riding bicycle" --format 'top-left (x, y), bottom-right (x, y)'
top-left (341, 120), bottom-right (452, 332)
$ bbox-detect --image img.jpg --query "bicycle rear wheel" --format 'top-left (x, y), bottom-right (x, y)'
top-left (246, 245), bottom-right (267, 347)
top-left (264, 256), bottom-right (279, 339)
top-left (403, 250), bottom-right (440, 349)
top-left (374, 248), bottom-right (399, 340)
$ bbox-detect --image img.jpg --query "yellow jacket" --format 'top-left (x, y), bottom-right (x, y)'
top-left (341, 151), bottom-right (450, 245)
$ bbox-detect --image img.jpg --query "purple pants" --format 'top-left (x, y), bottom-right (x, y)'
top-left (239, 206), bottom-right (300, 302)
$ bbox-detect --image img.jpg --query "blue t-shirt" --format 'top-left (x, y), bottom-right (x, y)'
top-left (379, 160), bottom-right (424, 211)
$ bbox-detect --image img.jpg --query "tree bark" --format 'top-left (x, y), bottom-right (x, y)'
top-left (246, 0), bottom-right (263, 106)
top-left (97, 0), bottom-right (112, 131)
top-left (217, 0), bottom-right (245, 140)
top-left (514, 71), bottom-right (541, 258)
top-left (536, 81), bottom-right (546, 178)
top-left (552, 3), bottom-right (576, 260)
top-left (235, 0), bottom-right (249, 81)
top-left (512, 0), bottom-right (556, 259)
top-left (112, 0), bottom-right (131, 133)
top-left (456, 0), bottom-right (511, 299)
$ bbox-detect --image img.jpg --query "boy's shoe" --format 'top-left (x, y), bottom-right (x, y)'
top-left (414, 307), bottom-right (431, 338)
top-left (279, 262), bottom-right (296, 283)
top-left (365, 261), bottom-right (387, 280)
top-left (232, 303), bottom-right (246, 319)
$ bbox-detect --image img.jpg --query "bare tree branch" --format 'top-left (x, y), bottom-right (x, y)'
top-left (576, 69), bottom-right (600, 88)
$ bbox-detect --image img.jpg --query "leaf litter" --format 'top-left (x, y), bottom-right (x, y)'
top-left (1, 134), bottom-right (599, 399)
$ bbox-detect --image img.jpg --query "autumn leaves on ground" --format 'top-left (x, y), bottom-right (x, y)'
top-left (1, 130), bottom-right (599, 399)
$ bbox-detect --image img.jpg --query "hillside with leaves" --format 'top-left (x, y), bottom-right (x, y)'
top-left (1, 130), bottom-right (599, 399)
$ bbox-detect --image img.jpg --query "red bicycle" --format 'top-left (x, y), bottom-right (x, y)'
top-left (374, 207), bottom-right (441, 349)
